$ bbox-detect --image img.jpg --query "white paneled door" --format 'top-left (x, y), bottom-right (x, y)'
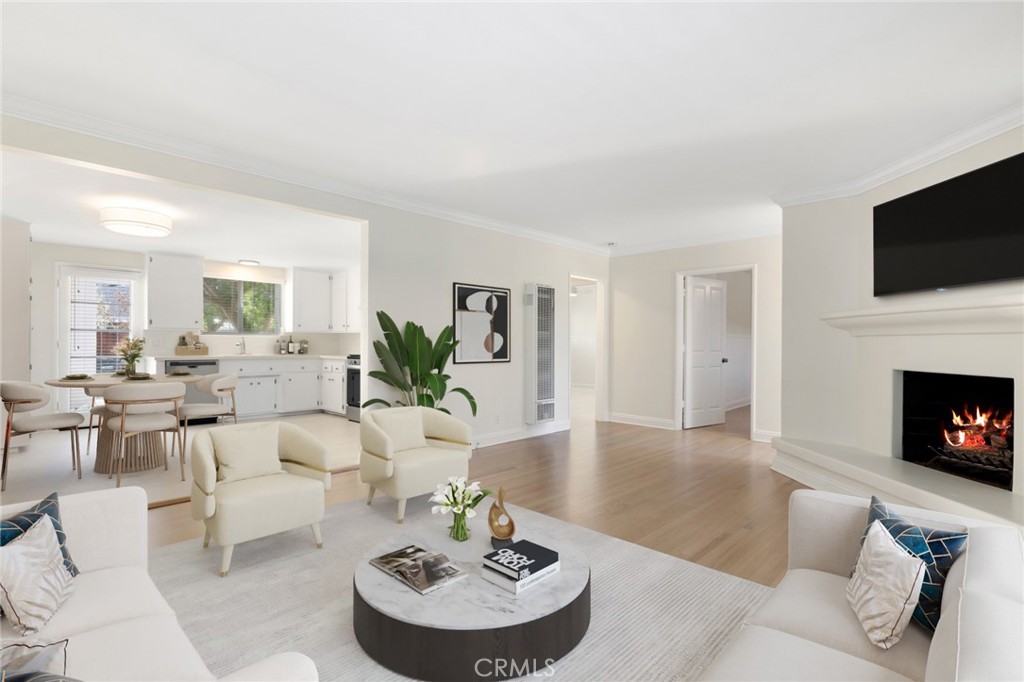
top-left (683, 275), bottom-right (727, 429)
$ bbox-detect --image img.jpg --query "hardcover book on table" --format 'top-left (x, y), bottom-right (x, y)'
top-left (370, 545), bottom-right (467, 595)
top-left (482, 561), bottom-right (561, 595)
top-left (483, 539), bottom-right (559, 580)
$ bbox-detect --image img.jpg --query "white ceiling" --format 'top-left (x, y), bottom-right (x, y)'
top-left (1, 151), bottom-right (362, 270)
top-left (2, 2), bottom-right (1022, 254)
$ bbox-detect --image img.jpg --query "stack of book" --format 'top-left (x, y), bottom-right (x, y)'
top-left (370, 545), bottom-right (467, 595)
top-left (482, 539), bottom-right (559, 594)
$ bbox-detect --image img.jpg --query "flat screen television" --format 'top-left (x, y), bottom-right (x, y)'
top-left (873, 152), bottom-right (1024, 296)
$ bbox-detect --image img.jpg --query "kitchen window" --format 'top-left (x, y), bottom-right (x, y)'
top-left (203, 277), bottom-right (281, 334)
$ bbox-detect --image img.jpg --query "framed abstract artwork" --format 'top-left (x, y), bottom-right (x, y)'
top-left (453, 283), bottom-right (511, 364)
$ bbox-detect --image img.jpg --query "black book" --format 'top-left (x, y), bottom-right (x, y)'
top-left (483, 539), bottom-right (558, 580)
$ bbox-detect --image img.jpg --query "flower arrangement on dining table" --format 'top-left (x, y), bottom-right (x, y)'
top-left (116, 337), bottom-right (145, 375)
top-left (430, 477), bottom-right (493, 542)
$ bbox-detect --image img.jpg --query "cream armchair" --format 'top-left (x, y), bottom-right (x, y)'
top-left (360, 406), bottom-right (472, 523)
top-left (190, 421), bottom-right (331, 576)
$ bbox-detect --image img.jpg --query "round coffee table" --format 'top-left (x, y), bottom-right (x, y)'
top-left (353, 515), bottom-right (591, 681)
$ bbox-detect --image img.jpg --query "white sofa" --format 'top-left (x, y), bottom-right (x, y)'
top-left (1, 487), bottom-right (318, 681)
top-left (701, 490), bottom-right (1024, 682)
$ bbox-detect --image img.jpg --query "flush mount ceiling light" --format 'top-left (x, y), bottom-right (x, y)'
top-left (100, 207), bottom-right (172, 237)
top-left (238, 259), bottom-right (260, 266)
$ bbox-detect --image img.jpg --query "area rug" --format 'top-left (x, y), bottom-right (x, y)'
top-left (149, 497), bottom-right (770, 681)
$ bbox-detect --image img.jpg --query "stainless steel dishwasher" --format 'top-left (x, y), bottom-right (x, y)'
top-left (165, 359), bottom-right (220, 423)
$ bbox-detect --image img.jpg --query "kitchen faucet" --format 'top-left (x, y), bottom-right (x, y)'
top-left (236, 337), bottom-right (246, 355)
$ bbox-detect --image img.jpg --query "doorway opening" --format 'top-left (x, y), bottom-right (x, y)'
top-left (568, 274), bottom-right (609, 427)
top-left (674, 266), bottom-right (756, 439)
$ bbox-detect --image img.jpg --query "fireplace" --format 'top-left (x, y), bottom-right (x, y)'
top-left (899, 370), bottom-right (1014, 490)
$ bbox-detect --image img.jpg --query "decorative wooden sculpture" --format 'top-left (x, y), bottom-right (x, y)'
top-left (488, 486), bottom-right (516, 549)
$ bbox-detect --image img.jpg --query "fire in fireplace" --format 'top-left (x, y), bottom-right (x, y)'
top-left (899, 371), bottom-right (1014, 490)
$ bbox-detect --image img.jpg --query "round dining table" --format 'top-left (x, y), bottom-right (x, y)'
top-left (45, 373), bottom-right (204, 476)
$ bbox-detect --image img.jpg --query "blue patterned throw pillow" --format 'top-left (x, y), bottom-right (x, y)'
top-left (1, 492), bottom-right (79, 577)
top-left (864, 496), bottom-right (967, 631)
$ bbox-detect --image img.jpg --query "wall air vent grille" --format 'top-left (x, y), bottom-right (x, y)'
top-left (525, 283), bottom-right (557, 424)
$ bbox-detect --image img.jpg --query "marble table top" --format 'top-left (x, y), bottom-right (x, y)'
top-left (353, 508), bottom-right (590, 631)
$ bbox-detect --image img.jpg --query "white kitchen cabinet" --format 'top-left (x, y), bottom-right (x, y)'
top-left (235, 376), bottom-right (277, 416)
top-left (280, 360), bottom-right (320, 412)
top-left (331, 274), bottom-right (348, 332)
top-left (320, 359), bottom-right (347, 414)
top-left (145, 253), bottom-right (203, 330)
top-left (289, 268), bottom-right (333, 333)
top-left (341, 266), bottom-right (362, 332)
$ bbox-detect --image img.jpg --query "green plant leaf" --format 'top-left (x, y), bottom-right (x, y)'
top-left (405, 323), bottom-right (432, 387)
top-left (437, 407), bottom-right (451, 415)
top-left (377, 311), bottom-right (408, 368)
top-left (361, 398), bottom-right (392, 409)
top-left (431, 326), bottom-right (455, 371)
top-left (450, 387), bottom-right (478, 416)
top-left (373, 340), bottom-right (412, 393)
top-left (417, 393), bottom-right (435, 408)
top-left (426, 373), bottom-right (448, 402)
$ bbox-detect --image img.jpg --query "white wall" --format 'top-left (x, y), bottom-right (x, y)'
top-left (609, 235), bottom-right (782, 439)
top-left (3, 117), bottom-right (608, 446)
top-left (570, 284), bottom-right (597, 387)
top-left (2, 219), bottom-right (32, 380)
top-left (365, 216), bottom-right (608, 445)
top-left (780, 127), bottom-right (1024, 493)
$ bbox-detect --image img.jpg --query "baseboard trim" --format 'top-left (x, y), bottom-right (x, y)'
top-left (609, 413), bottom-right (675, 430)
top-left (751, 428), bottom-right (780, 444)
top-left (726, 399), bottom-right (751, 411)
top-left (474, 420), bottom-right (571, 448)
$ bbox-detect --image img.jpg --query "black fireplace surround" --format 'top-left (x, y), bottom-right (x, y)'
top-left (900, 370), bottom-right (1014, 490)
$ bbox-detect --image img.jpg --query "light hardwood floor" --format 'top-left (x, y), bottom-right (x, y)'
top-left (149, 400), bottom-right (804, 587)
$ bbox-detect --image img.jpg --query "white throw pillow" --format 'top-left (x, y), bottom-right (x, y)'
top-left (211, 423), bottom-right (282, 483)
top-left (847, 519), bottom-right (926, 650)
top-left (0, 638), bottom-right (68, 675)
top-left (373, 409), bottom-right (427, 452)
top-left (0, 515), bottom-right (76, 636)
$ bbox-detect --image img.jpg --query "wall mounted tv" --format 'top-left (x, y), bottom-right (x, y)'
top-left (873, 152), bottom-right (1024, 296)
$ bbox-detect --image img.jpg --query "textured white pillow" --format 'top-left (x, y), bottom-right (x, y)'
top-left (373, 409), bottom-right (427, 452)
top-left (0, 638), bottom-right (69, 675)
top-left (211, 423), bottom-right (282, 483)
top-left (0, 515), bottom-right (76, 635)
top-left (847, 519), bottom-right (926, 649)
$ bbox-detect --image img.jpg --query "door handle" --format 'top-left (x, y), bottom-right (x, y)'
top-left (721, 358), bottom-right (729, 363)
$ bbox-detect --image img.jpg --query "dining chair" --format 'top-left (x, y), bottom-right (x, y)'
top-left (103, 381), bottom-right (186, 486)
top-left (178, 373), bottom-right (238, 449)
top-left (84, 385), bottom-right (110, 456)
top-left (1, 381), bottom-right (85, 492)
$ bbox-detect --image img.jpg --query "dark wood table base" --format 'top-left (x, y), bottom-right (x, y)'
top-left (353, 573), bottom-right (591, 681)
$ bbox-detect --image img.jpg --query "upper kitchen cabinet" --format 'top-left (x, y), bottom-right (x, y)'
top-left (345, 265), bottom-right (362, 333)
top-left (285, 267), bottom-right (360, 333)
top-left (286, 268), bottom-right (333, 333)
top-left (145, 253), bottom-right (203, 330)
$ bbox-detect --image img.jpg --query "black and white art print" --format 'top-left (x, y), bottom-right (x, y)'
top-left (453, 283), bottom-right (511, 364)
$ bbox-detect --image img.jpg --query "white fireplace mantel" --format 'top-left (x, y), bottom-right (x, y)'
top-left (821, 295), bottom-right (1024, 337)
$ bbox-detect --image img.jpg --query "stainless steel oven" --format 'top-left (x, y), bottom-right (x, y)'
top-left (346, 355), bottom-right (361, 422)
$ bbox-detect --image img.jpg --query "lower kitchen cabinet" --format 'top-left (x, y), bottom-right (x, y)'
top-left (235, 376), bottom-right (277, 416)
top-left (321, 371), bottom-right (346, 415)
top-left (281, 370), bottom-right (321, 412)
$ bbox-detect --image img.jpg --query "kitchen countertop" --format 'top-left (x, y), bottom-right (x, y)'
top-left (147, 354), bottom-right (354, 362)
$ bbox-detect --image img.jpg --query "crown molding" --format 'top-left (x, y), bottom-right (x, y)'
top-left (1, 96), bottom-right (610, 256)
top-left (609, 224), bottom-right (781, 257)
top-left (772, 106), bottom-right (1024, 207)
